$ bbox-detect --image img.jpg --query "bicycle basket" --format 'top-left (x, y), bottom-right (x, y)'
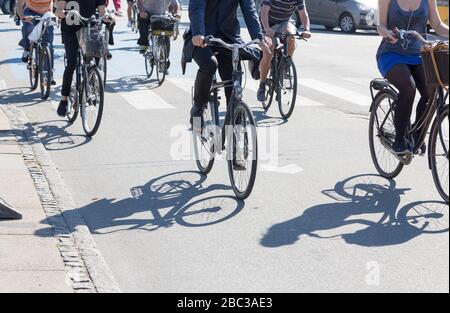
top-left (150, 16), bottom-right (175, 36)
top-left (76, 26), bottom-right (108, 59)
top-left (420, 42), bottom-right (449, 87)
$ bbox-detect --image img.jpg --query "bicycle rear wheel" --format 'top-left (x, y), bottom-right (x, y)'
top-left (278, 57), bottom-right (297, 120)
top-left (429, 104), bottom-right (449, 203)
top-left (369, 90), bottom-right (404, 178)
top-left (80, 67), bottom-right (104, 137)
top-left (193, 100), bottom-right (218, 175)
top-left (228, 101), bottom-right (258, 200)
top-left (39, 46), bottom-right (51, 100)
top-left (155, 37), bottom-right (167, 85)
top-left (29, 46), bottom-right (39, 91)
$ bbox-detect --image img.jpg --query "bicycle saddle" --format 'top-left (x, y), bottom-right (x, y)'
top-left (371, 78), bottom-right (391, 91)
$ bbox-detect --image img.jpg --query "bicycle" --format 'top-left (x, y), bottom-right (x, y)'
top-left (130, 1), bottom-right (138, 33)
top-left (144, 13), bottom-right (179, 85)
top-left (369, 30), bottom-right (449, 203)
top-left (192, 36), bottom-right (260, 200)
top-left (27, 13), bottom-right (57, 100)
top-left (262, 31), bottom-right (306, 120)
top-left (65, 10), bottom-right (109, 137)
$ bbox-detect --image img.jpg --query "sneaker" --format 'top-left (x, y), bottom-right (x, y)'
top-left (115, 11), bottom-right (124, 17)
top-left (190, 104), bottom-right (204, 132)
top-left (392, 137), bottom-right (411, 155)
top-left (139, 46), bottom-right (149, 54)
top-left (127, 20), bottom-right (133, 28)
top-left (257, 81), bottom-right (266, 102)
top-left (22, 50), bottom-right (30, 63)
top-left (57, 100), bottom-right (68, 117)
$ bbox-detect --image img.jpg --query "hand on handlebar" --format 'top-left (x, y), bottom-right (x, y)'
top-left (385, 27), bottom-right (399, 44)
top-left (301, 30), bottom-right (312, 39)
top-left (22, 16), bottom-right (33, 23)
top-left (192, 35), bottom-right (207, 48)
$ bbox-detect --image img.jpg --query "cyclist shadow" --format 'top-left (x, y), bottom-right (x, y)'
top-left (36, 171), bottom-right (245, 236)
top-left (106, 75), bottom-right (162, 93)
top-left (29, 120), bottom-right (92, 151)
top-left (260, 174), bottom-right (448, 248)
top-left (0, 87), bottom-right (45, 106)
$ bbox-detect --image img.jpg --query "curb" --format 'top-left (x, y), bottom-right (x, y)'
top-left (0, 105), bottom-right (121, 293)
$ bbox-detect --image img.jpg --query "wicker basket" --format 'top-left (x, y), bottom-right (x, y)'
top-left (77, 26), bottom-right (108, 59)
top-left (150, 17), bottom-right (175, 37)
top-left (420, 42), bottom-right (449, 87)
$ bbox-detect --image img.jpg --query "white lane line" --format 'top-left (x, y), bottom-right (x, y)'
top-left (0, 80), bottom-right (7, 92)
top-left (301, 78), bottom-right (372, 107)
top-left (261, 163), bottom-right (304, 174)
top-left (120, 88), bottom-right (175, 110)
top-left (244, 78), bottom-right (324, 106)
top-left (167, 77), bottom-right (193, 95)
top-left (342, 77), bottom-right (372, 88)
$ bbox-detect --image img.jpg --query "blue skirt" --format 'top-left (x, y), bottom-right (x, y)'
top-left (377, 52), bottom-right (422, 78)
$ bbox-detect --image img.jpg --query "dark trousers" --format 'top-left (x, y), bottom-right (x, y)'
top-left (10, 0), bottom-right (16, 12)
top-left (61, 31), bottom-right (79, 97)
top-left (192, 46), bottom-right (235, 109)
top-left (137, 15), bottom-right (170, 57)
top-left (386, 63), bottom-right (433, 140)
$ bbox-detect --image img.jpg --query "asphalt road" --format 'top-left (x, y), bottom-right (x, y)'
top-left (0, 9), bottom-right (448, 293)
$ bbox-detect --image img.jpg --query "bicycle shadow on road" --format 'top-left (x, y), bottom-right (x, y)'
top-left (260, 174), bottom-right (449, 248)
top-left (36, 171), bottom-right (245, 236)
top-left (29, 119), bottom-right (92, 151)
top-left (0, 87), bottom-right (45, 106)
top-left (106, 75), bottom-right (162, 94)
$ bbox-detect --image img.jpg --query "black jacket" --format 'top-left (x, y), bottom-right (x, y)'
top-left (183, 0), bottom-right (263, 66)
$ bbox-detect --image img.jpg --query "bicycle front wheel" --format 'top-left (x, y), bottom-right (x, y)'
top-left (193, 100), bottom-right (218, 175)
top-left (369, 90), bottom-right (404, 178)
top-left (278, 57), bottom-right (297, 120)
top-left (39, 46), bottom-right (51, 100)
top-left (29, 46), bottom-right (39, 91)
top-left (80, 67), bottom-right (104, 137)
top-left (429, 104), bottom-right (449, 203)
top-left (228, 101), bottom-right (258, 200)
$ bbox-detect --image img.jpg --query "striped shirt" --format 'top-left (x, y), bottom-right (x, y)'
top-left (26, 0), bottom-right (52, 9)
top-left (261, 0), bottom-right (305, 25)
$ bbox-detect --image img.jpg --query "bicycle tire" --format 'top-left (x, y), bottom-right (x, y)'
top-left (29, 46), bottom-right (39, 91)
top-left (228, 101), bottom-right (258, 200)
top-left (429, 104), bottom-right (449, 203)
top-left (155, 37), bottom-right (167, 85)
top-left (80, 67), bottom-right (104, 137)
top-left (278, 57), bottom-right (297, 120)
top-left (193, 99), bottom-right (218, 175)
top-left (39, 46), bottom-right (51, 100)
top-left (369, 90), bottom-right (404, 179)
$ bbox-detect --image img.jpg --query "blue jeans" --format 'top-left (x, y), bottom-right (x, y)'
top-left (20, 8), bottom-right (54, 70)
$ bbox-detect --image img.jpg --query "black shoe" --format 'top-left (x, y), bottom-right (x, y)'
top-left (106, 52), bottom-right (112, 60)
top-left (22, 51), bottom-right (30, 63)
top-left (57, 100), bottom-right (68, 117)
top-left (51, 80), bottom-right (57, 86)
top-left (412, 131), bottom-right (427, 155)
top-left (257, 82), bottom-right (266, 102)
top-left (190, 105), bottom-right (204, 132)
top-left (392, 137), bottom-right (411, 155)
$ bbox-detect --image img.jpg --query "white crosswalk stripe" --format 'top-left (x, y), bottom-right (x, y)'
top-left (301, 78), bottom-right (372, 106)
top-left (244, 78), bottom-right (324, 106)
top-left (0, 80), bottom-right (7, 91)
top-left (118, 86), bottom-right (175, 110)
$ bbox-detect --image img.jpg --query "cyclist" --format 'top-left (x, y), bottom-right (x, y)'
top-left (17, 0), bottom-right (56, 85)
top-left (186, 0), bottom-right (270, 126)
top-left (377, 0), bottom-right (448, 154)
top-left (257, 0), bottom-right (311, 102)
top-left (127, 0), bottom-right (136, 27)
top-left (137, 0), bottom-right (180, 62)
top-left (55, 0), bottom-right (110, 117)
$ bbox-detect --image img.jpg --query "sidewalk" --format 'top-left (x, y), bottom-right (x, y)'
top-left (0, 109), bottom-right (73, 293)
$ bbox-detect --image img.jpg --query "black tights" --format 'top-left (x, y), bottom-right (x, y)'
top-left (386, 63), bottom-right (433, 140)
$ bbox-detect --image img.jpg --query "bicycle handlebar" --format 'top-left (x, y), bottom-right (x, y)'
top-left (204, 36), bottom-right (261, 51)
top-left (64, 10), bottom-right (112, 25)
top-left (393, 28), bottom-right (448, 45)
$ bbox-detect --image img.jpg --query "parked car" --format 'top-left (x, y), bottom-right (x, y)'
top-left (0, 0), bottom-right (11, 15)
top-left (305, 0), bottom-right (378, 33)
